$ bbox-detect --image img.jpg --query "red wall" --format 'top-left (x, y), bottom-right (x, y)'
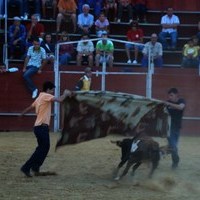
top-left (0, 68), bottom-right (200, 136)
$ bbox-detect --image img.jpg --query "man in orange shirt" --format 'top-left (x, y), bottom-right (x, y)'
top-left (20, 81), bottom-right (71, 177)
top-left (56, 0), bottom-right (77, 33)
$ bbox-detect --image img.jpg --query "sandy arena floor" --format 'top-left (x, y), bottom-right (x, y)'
top-left (0, 132), bottom-right (200, 200)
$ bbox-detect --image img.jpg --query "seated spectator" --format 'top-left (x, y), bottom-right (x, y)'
top-left (26, 14), bottom-right (45, 48)
top-left (141, 33), bottom-right (163, 68)
top-left (95, 12), bottom-right (110, 37)
top-left (75, 67), bottom-right (92, 91)
top-left (197, 21), bottom-right (200, 42)
top-left (181, 38), bottom-right (200, 68)
top-left (95, 31), bottom-right (114, 67)
top-left (58, 31), bottom-right (74, 66)
top-left (132, 0), bottom-right (147, 23)
top-left (40, 33), bottom-right (55, 65)
top-left (23, 37), bottom-right (47, 99)
top-left (125, 21), bottom-right (144, 64)
top-left (104, 0), bottom-right (117, 22)
top-left (8, 0), bottom-right (24, 18)
top-left (23, 0), bottom-right (41, 20)
top-left (41, 0), bottom-right (57, 19)
top-left (8, 16), bottom-right (26, 59)
top-left (158, 7), bottom-right (180, 50)
top-left (0, 0), bottom-right (5, 18)
top-left (117, 0), bottom-right (133, 23)
top-left (56, 0), bottom-right (77, 33)
top-left (76, 34), bottom-right (94, 67)
top-left (78, 0), bottom-right (103, 18)
top-left (78, 4), bottom-right (94, 34)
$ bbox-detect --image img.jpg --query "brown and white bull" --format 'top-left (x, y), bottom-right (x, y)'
top-left (112, 136), bottom-right (164, 181)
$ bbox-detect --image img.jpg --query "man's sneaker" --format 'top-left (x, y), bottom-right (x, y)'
top-left (32, 89), bottom-right (38, 99)
top-left (127, 59), bottom-right (131, 64)
top-left (132, 60), bottom-right (138, 64)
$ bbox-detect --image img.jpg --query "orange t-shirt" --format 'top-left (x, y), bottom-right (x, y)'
top-left (32, 92), bottom-right (54, 126)
top-left (57, 0), bottom-right (77, 12)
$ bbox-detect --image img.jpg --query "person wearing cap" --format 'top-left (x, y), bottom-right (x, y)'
top-left (141, 33), bottom-right (163, 67)
top-left (77, 4), bottom-right (94, 34)
top-left (95, 31), bottom-right (114, 67)
top-left (76, 34), bottom-right (94, 67)
top-left (125, 21), bottom-right (144, 64)
top-left (8, 16), bottom-right (26, 59)
top-left (20, 81), bottom-right (72, 177)
top-left (75, 67), bottom-right (92, 91)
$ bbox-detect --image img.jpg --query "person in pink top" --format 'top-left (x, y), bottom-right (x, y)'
top-left (20, 81), bottom-right (71, 177)
top-left (95, 12), bottom-right (110, 37)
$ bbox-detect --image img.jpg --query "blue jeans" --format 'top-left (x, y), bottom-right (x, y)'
top-left (59, 53), bottom-right (71, 66)
top-left (21, 125), bottom-right (50, 173)
top-left (141, 55), bottom-right (163, 67)
top-left (23, 65), bottom-right (38, 92)
top-left (168, 128), bottom-right (180, 165)
top-left (158, 31), bottom-right (178, 49)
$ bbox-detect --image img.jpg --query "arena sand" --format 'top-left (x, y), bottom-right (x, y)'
top-left (0, 132), bottom-right (200, 200)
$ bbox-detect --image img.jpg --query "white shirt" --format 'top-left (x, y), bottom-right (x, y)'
top-left (77, 40), bottom-right (94, 53)
top-left (161, 14), bottom-right (180, 33)
top-left (27, 46), bottom-right (46, 68)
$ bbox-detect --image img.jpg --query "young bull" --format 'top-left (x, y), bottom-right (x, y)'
top-left (112, 137), bottom-right (161, 181)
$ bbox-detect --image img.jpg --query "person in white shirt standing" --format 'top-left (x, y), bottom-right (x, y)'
top-left (23, 37), bottom-right (47, 99)
top-left (158, 7), bottom-right (180, 50)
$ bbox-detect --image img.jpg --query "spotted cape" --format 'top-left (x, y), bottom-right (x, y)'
top-left (56, 91), bottom-right (170, 148)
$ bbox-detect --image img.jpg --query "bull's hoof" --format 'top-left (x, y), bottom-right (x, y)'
top-left (114, 176), bottom-right (120, 181)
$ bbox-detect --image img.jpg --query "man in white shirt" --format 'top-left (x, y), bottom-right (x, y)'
top-left (76, 34), bottom-right (94, 67)
top-left (158, 7), bottom-right (180, 50)
top-left (23, 37), bottom-right (47, 99)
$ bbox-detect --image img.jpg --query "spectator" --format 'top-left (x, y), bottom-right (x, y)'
top-left (77, 4), bottom-right (94, 34)
top-left (181, 38), bottom-right (200, 68)
top-left (0, 0), bottom-right (5, 18)
top-left (58, 31), bottom-right (74, 66)
top-left (141, 33), bottom-right (163, 68)
top-left (95, 12), bottom-right (110, 37)
top-left (95, 31), bottom-right (114, 67)
top-left (132, 0), bottom-right (147, 23)
top-left (23, 37), bottom-right (47, 99)
top-left (8, 16), bottom-right (26, 59)
top-left (197, 21), bottom-right (200, 42)
top-left (56, 0), bottom-right (77, 33)
top-left (104, 0), bottom-right (117, 22)
top-left (76, 34), bottom-right (94, 67)
top-left (117, 0), bottom-right (133, 24)
top-left (23, 0), bottom-right (41, 19)
top-left (125, 21), bottom-right (144, 64)
top-left (26, 14), bottom-right (45, 47)
top-left (158, 7), bottom-right (180, 50)
top-left (41, 0), bottom-right (57, 19)
top-left (40, 33), bottom-right (55, 65)
top-left (75, 67), bottom-right (92, 91)
top-left (8, 0), bottom-right (24, 18)
top-left (78, 0), bottom-right (103, 18)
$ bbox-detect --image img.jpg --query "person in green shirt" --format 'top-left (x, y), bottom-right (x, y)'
top-left (95, 31), bottom-right (114, 67)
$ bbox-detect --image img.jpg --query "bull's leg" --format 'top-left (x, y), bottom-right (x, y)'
top-left (131, 161), bottom-right (142, 176)
top-left (119, 160), bottom-right (133, 179)
top-left (113, 159), bottom-right (127, 180)
top-left (148, 152), bottom-right (160, 178)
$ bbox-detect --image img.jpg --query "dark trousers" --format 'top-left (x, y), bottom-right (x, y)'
top-left (21, 125), bottom-right (50, 173)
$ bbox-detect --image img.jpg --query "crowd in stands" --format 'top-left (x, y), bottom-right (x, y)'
top-left (3, 0), bottom-right (200, 69)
